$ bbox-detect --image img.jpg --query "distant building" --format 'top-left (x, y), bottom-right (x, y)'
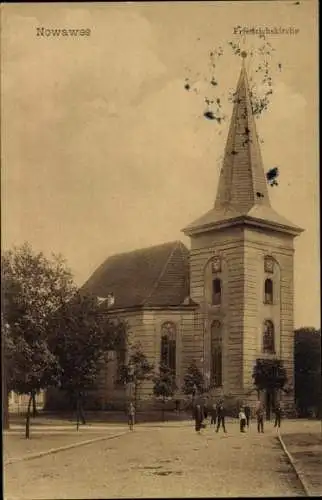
top-left (9, 391), bottom-right (45, 413)
top-left (49, 57), bottom-right (304, 414)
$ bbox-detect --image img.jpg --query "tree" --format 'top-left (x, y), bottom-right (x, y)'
top-left (153, 364), bottom-right (176, 421)
top-left (182, 361), bottom-right (205, 408)
top-left (295, 327), bottom-right (321, 417)
top-left (252, 358), bottom-right (287, 419)
top-left (2, 317), bottom-right (15, 429)
top-left (48, 293), bottom-right (127, 429)
top-left (10, 332), bottom-right (61, 438)
top-left (119, 342), bottom-right (154, 409)
top-left (2, 243), bottom-right (75, 437)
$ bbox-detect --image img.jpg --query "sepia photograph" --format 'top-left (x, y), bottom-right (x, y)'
top-left (2, 1), bottom-right (321, 498)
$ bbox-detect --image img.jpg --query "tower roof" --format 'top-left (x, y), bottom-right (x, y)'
top-left (183, 57), bottom-right (303, 237)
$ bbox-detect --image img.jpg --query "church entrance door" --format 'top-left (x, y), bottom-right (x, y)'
top-left (265, 389), bottom-right (276, 421)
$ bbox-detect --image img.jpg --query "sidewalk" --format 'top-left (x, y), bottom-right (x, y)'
top-left (279, 420), bottom-right (322, 496)
top-left (4, 428), bottom-right (129, 465)
top-left (8, 410), bottom-right (192, 427)
top-left (3, 420), bottom-right (191, 465)
top-left (6, 424), bottom-right (129, 432)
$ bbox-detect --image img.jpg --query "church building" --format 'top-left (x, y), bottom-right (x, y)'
top-left (81, 56), bottom-right (304, 413)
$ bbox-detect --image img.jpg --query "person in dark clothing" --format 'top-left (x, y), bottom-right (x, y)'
top-left (244, 405), bottom-right (251, 428)
top-left (274, 404), bottom-right (282, 429)
top-left (256, 402), bottom-right (264, 433)
top-left (174, 399), bottom-right (180, 413)
top-left (128, 402), bottom-right (135, 431)
top-left (76, 392), bottom-right (86, 425)
top-left (210, 403), bottom-right (217, 426)
top-left (203, 403), bottom-right (208, 420)
top-left (194, 404), bottom-right (203, 433)
top-left (216, 400), bottom-right (227, 433)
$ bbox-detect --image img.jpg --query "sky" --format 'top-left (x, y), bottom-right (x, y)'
top-left (1, 1), bottom-right (319, 329)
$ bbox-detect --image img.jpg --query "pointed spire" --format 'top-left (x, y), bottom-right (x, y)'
top-left (214, 55), bottom-right (270, 212)
top-left (182, 55), bottom-right (304, 237)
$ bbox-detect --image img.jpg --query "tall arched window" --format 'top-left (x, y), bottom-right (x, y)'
top-left (264, 279), bottom-right (273, 304)
top-left (212, 278), bottom-right (221, 305)
top-left (210, 320), bottom-right (223, 387)
top-left (160, 322), bottom-right (176, 375)
top-left (263, 320), bottom-right (275, 354)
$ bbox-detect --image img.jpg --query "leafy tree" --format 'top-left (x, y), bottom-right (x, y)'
top-left (2, 316), bottom-right (15, 429)
top-left (2, 243), bottom-right (75, 437)
top-left (2, 243), bottom-right (76, 327)
top-left (252, 358), bottom-right (287, 393)
top-left (295, 327), bottom-right (321, 417)
top-left (48, 293), bottom-right (127, 428)
top-left (153, 364), bottom-right (176, 421)
top-left (182, 361), bottom-right (205, 406)
top-left (252, 358), bottom-right (287, 419)
top-left (2, 312), bottom-right (61, 437)
top-left (119, 342), bottom-right (154, 409)
top-left (11, 331), bottom-right (61, 438)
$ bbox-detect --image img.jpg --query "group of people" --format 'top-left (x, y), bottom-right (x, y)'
top-left (193, 399), bottom-right (283, 434)
top-left (127, 399), bottom-right (283, 433)
top-left (194, 399), bottom-right (227, 433)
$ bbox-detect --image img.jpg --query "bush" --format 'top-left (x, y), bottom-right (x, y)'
top-left (221, 395), bottom-right (243, 418)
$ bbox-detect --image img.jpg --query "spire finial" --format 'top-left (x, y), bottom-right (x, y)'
top-left (241, 50), bottom-right (247, 68)
top-left (241, 31), bottom-right (247, 67)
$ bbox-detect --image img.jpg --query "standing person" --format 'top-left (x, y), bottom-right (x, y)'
top-left (244, 405), bottom-right (251, 428)
top-left (210, 403), bottom-right (217, 427)
top-left (76, 391), bottom-right (86, 425)
top-left (203, 397), bottom-right (209, 421)
top-left (239, 407), bottom-right (247, 432)
top-left (128, 402), bottom-right (135, 431)
top-left (255, 401), bottom-right (264, 433)
top-left (174, 398), bottom-right (180, 414)
top-left (274, 403), bottom-right (282, 429)
top-left (216, 400), bottom-right (227, 433)
top-left (194, 404), bottom-right (203, 434)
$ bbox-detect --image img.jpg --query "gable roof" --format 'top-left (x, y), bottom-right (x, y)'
top-left (183, 57), bottom-right (304, 237)
top-left (81, 241), bottom-right (191, 309)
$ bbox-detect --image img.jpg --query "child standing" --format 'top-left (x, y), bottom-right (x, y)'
top-left (216, 400), bottom-right (227, 433)
top-left (210, 403), bottom-right (217, 427)
top-left (194, 404), bottom-right (203, 434)
top-left (255, 402), bottom-right (265, 433)
top-left (128, 402), bottom-right (135, 431)
top-left (274, 403), bottom-right (282, 429)
top-left (239, 407), bottom-right (247, 432)
top-left (244, 405), bottom-right (251, 428)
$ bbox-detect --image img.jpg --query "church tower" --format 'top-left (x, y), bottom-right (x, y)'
top-left (182, 54), bottom-right (304, 412)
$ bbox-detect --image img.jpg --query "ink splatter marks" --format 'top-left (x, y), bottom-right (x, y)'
top-left (266, 167), bottom-right (279, 186)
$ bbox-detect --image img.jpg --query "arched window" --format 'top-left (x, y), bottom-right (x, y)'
top-left (210, 320), bottom-right (223, 387)
top-left (160, 322), bottom-right (176, 374)
top-left (212, 278), bottom-right (221, 305)
top-left (263, 320), bottom-right (275, 354)
top-left (264, 279), bottom-right (273, 304)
